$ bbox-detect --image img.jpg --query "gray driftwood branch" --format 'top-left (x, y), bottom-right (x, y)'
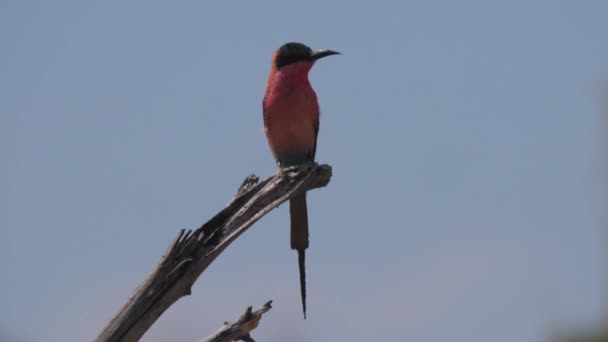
top-left (96, 164), bottom-right (332, 342)
top-left (200, 300), bottom-right (273, 342)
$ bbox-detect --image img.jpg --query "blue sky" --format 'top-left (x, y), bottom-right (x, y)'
top-left (1, 1), bottom-right (607, 341)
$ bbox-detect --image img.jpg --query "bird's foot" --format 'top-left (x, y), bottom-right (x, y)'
top-left (278, 162), bottom-right (317, 183)
top-left (278, 168), bottom-right (294, 183)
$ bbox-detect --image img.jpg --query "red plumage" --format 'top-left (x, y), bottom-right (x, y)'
top-left (263, 58), bottom-right (319, 165)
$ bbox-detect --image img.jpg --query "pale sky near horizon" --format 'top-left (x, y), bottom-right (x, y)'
top-left (2, 1), bottom-right (607, 341)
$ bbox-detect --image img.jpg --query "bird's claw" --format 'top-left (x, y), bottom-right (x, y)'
top-left (278, 162), bottom-right (317, 183)
top-left (279, 168), bottom-right (295, 183)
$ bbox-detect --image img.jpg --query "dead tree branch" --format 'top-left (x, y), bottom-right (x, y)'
top-left (95, 164), bottom-right (332, 342)
top-left (200, 300), bottom-right (273, 342)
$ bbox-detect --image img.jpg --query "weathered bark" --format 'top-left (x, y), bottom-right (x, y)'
top-left (96, 164), bottom-right (332, 342)
top-left (200, 301), bottom-right (273, 342)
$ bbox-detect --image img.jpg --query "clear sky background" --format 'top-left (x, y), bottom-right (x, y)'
top-left (2, 1), bottom-right (607, 341)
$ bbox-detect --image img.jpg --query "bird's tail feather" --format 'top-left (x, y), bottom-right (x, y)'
top-left (290, 194), bottom-right (309, 318)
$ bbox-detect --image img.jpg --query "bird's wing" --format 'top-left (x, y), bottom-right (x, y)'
top-left (310, 112), bottom-right (319, 160)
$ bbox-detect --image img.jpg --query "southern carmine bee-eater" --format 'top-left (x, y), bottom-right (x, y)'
top-left (263, 42), bottom-right (339, 318)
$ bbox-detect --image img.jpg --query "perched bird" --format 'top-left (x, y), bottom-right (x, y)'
top-left (263, 42), bottom-right (339, 318)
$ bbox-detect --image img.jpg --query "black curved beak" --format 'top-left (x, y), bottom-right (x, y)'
top-left (310, 49), bottom-right (341, 61)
